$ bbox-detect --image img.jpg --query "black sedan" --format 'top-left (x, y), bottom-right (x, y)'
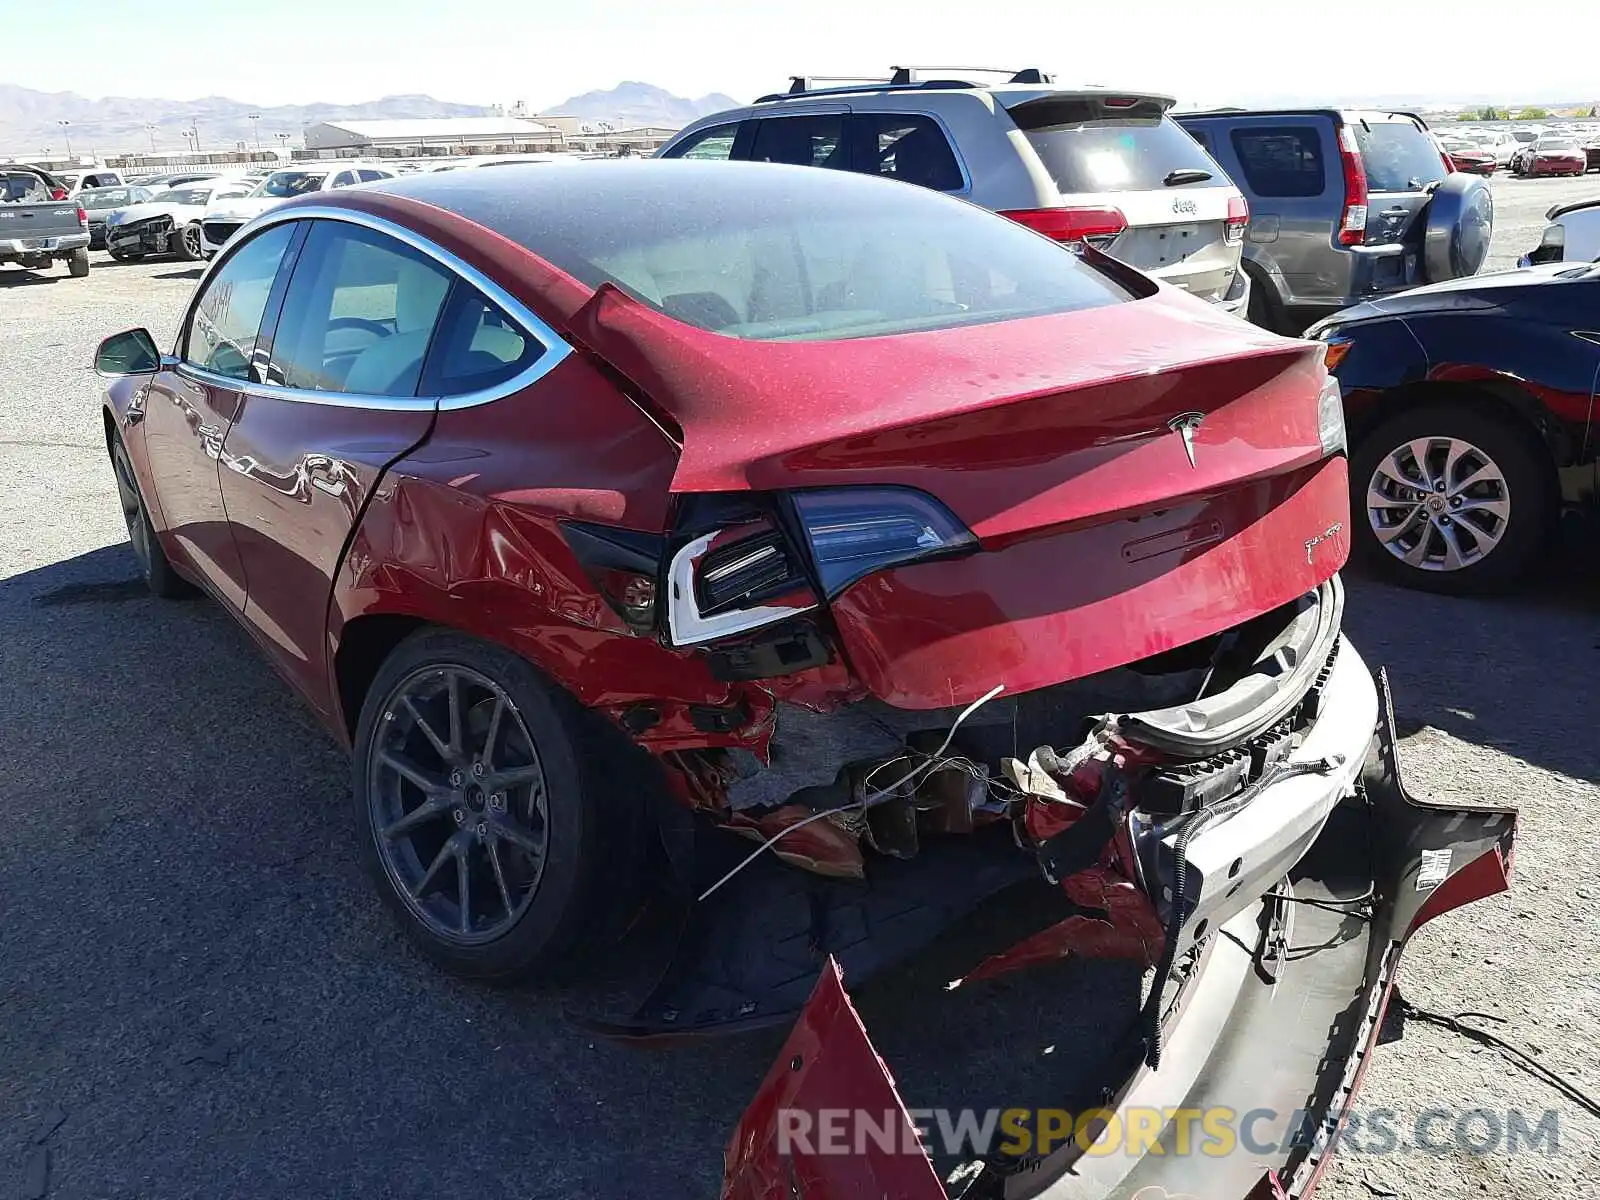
top-left (1309, 264), bottom-right (1599, 593)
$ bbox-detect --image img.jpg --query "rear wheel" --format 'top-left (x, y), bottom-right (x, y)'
top-left (353, 630), bottom-right (640, 981)
top-left (109, 430), bottom-right (191, 598)
top-left (1352, 403), bottom-right (1554, 594)
top-left (67, 248), bottom-right (90, 277)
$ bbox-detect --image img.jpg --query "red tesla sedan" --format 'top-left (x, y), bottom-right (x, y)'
top-left (95, 162), bottom-right (1511, 1193)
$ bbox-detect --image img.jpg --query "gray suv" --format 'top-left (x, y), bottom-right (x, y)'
top-left (1176, 109), bottom-right (1493, 333)
top-left (660, 68), bottom-right (1252, 315)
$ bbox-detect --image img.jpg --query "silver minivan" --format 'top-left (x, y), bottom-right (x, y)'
top-left (659, 69), bottom-right (1252, 314)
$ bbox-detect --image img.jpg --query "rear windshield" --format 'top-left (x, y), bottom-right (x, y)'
top-left (518, 166), bottom-right (1132, 341)
top-left (162, 187), bottom-right (211, 205)
top-left (1011, 98), bottom-right (1222, 193)
top-left (1538, 139), bottom-right (1578, 150)
top-left (1353, 121), bottom-right (1446, 192)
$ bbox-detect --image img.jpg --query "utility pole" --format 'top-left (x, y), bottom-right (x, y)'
top-left (145, 123), bottom-right (157, 153)
top-left (249, 113), bottom-right (261, 151)
top-left (57, 120), bottom-right (72, 158)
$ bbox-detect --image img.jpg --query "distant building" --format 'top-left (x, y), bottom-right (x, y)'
top-left (301, 117), bottom-right (565, 157)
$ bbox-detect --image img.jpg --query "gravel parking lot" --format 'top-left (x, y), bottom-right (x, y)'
top-left (1, 174), bottom-right (1596, 1200)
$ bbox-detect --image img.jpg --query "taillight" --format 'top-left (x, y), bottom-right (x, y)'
top-left (76, 205), bottom-right (88, 229)
top-left (668, 523), bottom-right (818, 647)
top-left (1336, 125), bottom-right (1369, 247)
top-left (1000, 206), bottom-right (1128, 246)
top-left (1225, 194), bottom-right (1249, 246)
top-left (663, 488), bottom-right (976, 647)
top-left (791, 487), bottom-right (976, 597)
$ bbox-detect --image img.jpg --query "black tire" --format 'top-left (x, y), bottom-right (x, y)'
top-left (1351, 403), bottom-right (1554, 595)
top-left (352, 629), bottom-right (645, 982)
top-left (109, 429), bottom-right (191, 598)
top-left (67, 248), bottom-right (90, 277)
top-left (171, 223), bottom-right (203, 262)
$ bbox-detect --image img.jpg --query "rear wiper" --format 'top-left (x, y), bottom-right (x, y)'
top-left (1164, 167), bottom-right (1213, 186)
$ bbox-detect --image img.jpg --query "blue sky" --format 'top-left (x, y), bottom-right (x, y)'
top-left (4, 0), bottom-right (1597, 109)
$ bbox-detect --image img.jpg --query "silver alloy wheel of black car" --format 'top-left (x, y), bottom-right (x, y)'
top-left (367, 665), bottom-right (550, 946)
top-left (181, 224), bottom-right (203, 260)
top-left (1365, 435), bottom-right (1510, 572)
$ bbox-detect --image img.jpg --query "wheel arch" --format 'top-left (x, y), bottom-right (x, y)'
top-left (1348, 378), bottom-right (1568, 485)
top-left (332, 612), bottom-right (433, 742)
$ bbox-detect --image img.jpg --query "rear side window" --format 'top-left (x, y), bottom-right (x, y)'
top-left (750, 115), bottom-right (847, 169)
top-left (268, 222), bottom-right (453, 397)
top-left (662, 123), bottom-right (741, 161)
top-left (357, 169), bottom-right (387, 182)
top-left (1354, 121), bottom-right (1446, 192)
top-left (1228, 127), bottom-right (1325, 197)
top-left (1010, 98), bottom-right (1220, 193)
top-left (420, 288), bottom-right (545, 396)
top-left (856, 114), bottom-right (964, 191)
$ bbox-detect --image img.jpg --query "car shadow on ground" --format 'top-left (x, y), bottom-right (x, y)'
top-left (1341, 517), bottom-right (1597, 786)
top-left (0, 270), bottom-right (65, 287)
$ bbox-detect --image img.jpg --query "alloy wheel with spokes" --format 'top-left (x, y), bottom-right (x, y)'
top-left (368, 665), bottom-right (550, 946)
top-left (1365, 435), bottom-right (1510, 573)
top-left (1353, 404), bottom-right (1554, 594)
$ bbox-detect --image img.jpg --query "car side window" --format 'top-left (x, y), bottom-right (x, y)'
top-left (750, 115), bottom-right (847, 169)
top-left (661, 122), bottom-right (742, 161)
top-left (357, 169), bottom-right (387, 182)
top-left (266, 221), bottom-right (453, 398)
top-left (1228, 126), bottom-right (1325, 198)
top-left (420, 286), bottom-right (546, 396)
top-left (856, 114), bottom-right (963, 191)
top-left (331, 171), bottom-right (357, 188)
top-left (181, 223), bottom-right (299, 381)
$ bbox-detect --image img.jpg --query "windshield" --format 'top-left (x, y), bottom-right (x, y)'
top-left (1353, 121), bottom-right (1447, 192)
top-left (1537, 139), bottom-right (1578, 151)
top-left (252, 171), bottom-right (328, 198)
top-left (1009, 99), bottom-right (1221, 193)
top-left (163, 187), bottom-right (212, 205)
top-left (516, 164), bottom-right (1132, 341)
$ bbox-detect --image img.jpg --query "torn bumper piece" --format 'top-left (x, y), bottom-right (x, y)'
top-left (720, 669), bottom-right (1517, 1200)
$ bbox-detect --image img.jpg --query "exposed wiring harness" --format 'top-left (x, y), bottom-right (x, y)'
top-left (1138, 754), bottom-right (1344, 1069)
top-left (696, 684), bottom-right (1006, 902)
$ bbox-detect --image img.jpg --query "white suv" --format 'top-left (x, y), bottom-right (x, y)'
top-left (658, 68), bottom-right (1251, 314)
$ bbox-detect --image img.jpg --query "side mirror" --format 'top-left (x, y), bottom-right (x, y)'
top-left (95, 328), bottom-right (162, 376)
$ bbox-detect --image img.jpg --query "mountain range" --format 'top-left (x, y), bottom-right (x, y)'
top-left (0, 81), bottom-right (741, 157)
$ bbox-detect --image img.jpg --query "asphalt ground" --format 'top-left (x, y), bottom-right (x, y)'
top-left (1, 173), bottom-right (1597, 1199)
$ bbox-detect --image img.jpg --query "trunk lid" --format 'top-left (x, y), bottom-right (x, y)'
top-left (1353, 116), bottom-right (1448, 252)
top-left (570, 280), bottom-right (1332, 543)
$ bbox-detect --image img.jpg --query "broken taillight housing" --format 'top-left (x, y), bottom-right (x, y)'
top-left (791, 487), bottom-right (976, 597)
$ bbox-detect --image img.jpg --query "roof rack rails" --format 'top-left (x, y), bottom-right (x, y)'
top-left (889, 65), bottom-right (1054, 85)
top-left (756, 66), bottom-right (1054, 104)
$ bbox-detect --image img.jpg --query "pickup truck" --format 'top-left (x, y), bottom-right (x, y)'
top-left (0, 167), bottom-right (92, 277)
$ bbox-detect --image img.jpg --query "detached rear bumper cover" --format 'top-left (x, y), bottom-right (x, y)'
top-left (722, 668), bottom-right (1516, 1200)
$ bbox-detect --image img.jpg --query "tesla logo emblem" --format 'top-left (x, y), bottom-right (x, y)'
top-left (1172, 197), bottom-right (1198, 216)
top-left (1168, 412), bottom-right (1204, 468)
